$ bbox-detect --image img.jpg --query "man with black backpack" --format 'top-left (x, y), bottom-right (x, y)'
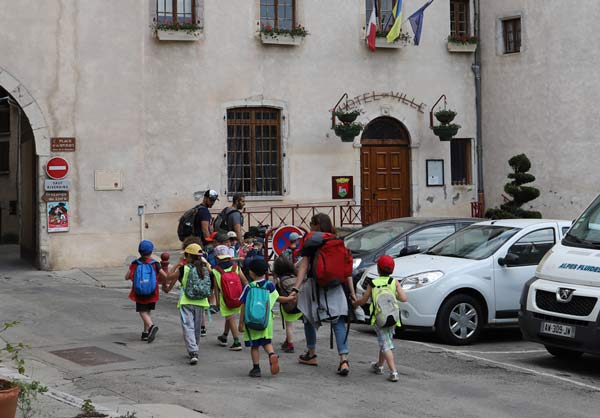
top-left (214, 193), bottom-right (245, 243)
top-left (194, 190), bottom-right (219, 246)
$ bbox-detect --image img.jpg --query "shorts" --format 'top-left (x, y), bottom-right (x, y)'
top-left (375, 326), bottom-right (395, 352)
top-left (136, 302), bottom-right (156, 312)
top-left (244, 338), bottom-right (271, 348)
top-left (224, 312), bottom-right (239, 321)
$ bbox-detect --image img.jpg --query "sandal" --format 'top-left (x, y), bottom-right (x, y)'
top-left (337, 360), bottom-right (349, 376)
top-left (269, 352), bottom-right (280, 375)
top-left (298, 351), bottom-right (318, 366)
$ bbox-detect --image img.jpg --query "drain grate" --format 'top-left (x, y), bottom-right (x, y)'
top-left (50, 346), bottom-right (133, 367)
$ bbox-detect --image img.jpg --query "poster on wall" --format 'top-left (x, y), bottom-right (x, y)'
top-left (47, 202), bottom-right (69, 232)
top-left (332, 176), bottom-right (354, 199)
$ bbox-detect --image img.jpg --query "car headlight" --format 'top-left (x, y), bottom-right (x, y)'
top-left (352, 258), bottom-right (362, 270)
top-left (401, 271), bottom-right (444, 290)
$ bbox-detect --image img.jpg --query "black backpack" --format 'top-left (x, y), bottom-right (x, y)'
top-left (213, 207), bottom-right (240, 234)
top-left (177, 205), bottom-right (201, 241)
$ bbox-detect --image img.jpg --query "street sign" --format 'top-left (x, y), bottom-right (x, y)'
top-left (272, 225), bottom-right (305, 256)
top-left (50, 137), bottom-right (76, 152)
top-left (46, 157), bottom-right (69, 179)
top-left (44, 179), bottom-right (71, 191)
top-left (41, 191), bottom-right (69, 203)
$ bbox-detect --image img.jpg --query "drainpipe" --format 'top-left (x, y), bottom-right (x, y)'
top-left (471, 0), bottom-right (484, 212)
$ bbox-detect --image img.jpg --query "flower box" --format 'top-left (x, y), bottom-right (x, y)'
top-left (260, 33), bottom-right (303, 46)
top-left (447, 42), bottom-right (477, 53)
top-left (156, 29), bottom-right (202, 42)
top-left (371, 37), bottom-right (407, 49)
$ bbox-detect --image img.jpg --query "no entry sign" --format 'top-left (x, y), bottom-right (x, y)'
top-left (46, 157), bottom-right (69, 180)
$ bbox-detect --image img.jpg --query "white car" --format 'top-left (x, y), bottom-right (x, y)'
top-left (358, 219), bottom-right (571, 345)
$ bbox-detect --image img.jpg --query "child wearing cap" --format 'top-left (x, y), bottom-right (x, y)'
top-left (281, 232), bottom-right (302, 265)
top-left (352, 255), bottom-right (407, 382)
top-left (212, 245), bottom-right (248, 351)
top-left (164, 243), bottom-right (213, 365)
top-left (125, 240), bottom-right (167, 343)
top-left (238, 259), bottom-right (297, 377)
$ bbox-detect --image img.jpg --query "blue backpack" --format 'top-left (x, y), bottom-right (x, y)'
top-left (133, 259), bottom-right (158, 297)
top-left (244, 281), bottom-right (271, 331)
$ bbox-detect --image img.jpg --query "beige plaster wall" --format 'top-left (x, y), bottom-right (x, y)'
top-left (0, 0), bottom-right (477, 269)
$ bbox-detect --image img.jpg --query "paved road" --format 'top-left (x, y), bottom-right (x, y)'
top-left (0, 253), bottom-right (599, 417)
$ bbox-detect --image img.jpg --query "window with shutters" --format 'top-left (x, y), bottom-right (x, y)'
top-left (450, 0), bottom-right (470, 38)
top-left (227, 108), bottom-right (282, 197)
top-left (502, 17), bottom-right (521, 54)
top-left (450, 138), bottom-right (472, 185)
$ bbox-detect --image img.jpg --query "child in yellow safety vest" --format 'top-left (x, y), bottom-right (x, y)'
top-left (353, 255), bottom-right (407, 382)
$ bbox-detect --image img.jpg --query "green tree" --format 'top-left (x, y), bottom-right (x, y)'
top-left (486, 154), bottom-right (542, 219)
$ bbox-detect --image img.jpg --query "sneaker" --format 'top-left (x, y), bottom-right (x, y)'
top-left (280, 340), bottom-right (289, 351)
top-left (189, 353), bottom-right (198, 365)
top-left (298, 352), bottom-right (318, 366)
top-left (141, 332), bottom-right (149, 341)
top-left (370, 362), bottom-right (384, 375)
top-left (269, 353), bottom-right (280, 375)
top-left (388, 371), bottom-right (399, 382)
top-left (147, 325), bottom-right (158, 343)
top-left (282, 343), bottom-right (295, 353)
top-left (229, 341), bottom-right (242, 351)
top-left (249, 367), bottom-right (261, 378)
top-left (217, 334), bottom-right (228, 346)
top-left (209, 305), bottom-right (219, 314)
top-left (200, 327), bottom-right (207, 337)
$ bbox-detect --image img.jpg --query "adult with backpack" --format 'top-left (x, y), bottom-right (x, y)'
top-left (289, 213), bottom-right (357, 376)
top-left (212, 245), bottom-right (248, 351)
top-left (163, 243), bottom-right (213, 365)
top-left (213, 193), bottom-right (246, 243)
top-left (177, 189), bottom-right (219, 245)
top-left (352, 255), bottom-right (407, 382)
top-left (125, 240), bottom-right (168, 343)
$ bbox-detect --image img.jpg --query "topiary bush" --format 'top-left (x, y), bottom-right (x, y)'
top-left (485, 153), bottom-right (542, 219)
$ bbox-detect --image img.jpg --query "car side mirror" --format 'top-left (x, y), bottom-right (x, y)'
top-left (498, 252), bottom-right (519, 267)
top-left (399, 245), bottom-right (420, 257)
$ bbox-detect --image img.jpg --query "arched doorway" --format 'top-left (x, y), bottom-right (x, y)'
top-left (0, 86), bottom-right (38, 268)
top-left (360, 117), bottom-right (410, 224)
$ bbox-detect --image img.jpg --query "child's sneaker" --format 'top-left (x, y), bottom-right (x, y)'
top-left (147, 325), bottom-right (158, 343)
top-left (249, 366), bottom-right (261, 378)
top-left (189, 352), bottom-right (198, 365)
top-left (200, 327), bottom-right (207, 337)
top-left (209, 305), bottom-right (219, 314)
top-left (229, 341), bottom-right (242, 351)
top-left (217, 334), bottom-right (228, 346)
top-left (269, 353), bottom-right (280, 375)
top-left (280, 340), bottom-right (289, 351)
top-left (141, 332), bottom-right (149, 341)
top-left (388, 371), bottom-right (399, 382)
top-left (370, 362), bottom-right (384, 375)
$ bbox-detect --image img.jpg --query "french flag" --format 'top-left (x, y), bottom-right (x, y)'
top-left (367, 0), bottom-right (378, 51)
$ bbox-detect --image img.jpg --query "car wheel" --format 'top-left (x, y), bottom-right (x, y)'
top-left (545, 345), bottom-right (583, 360)
top-left (436, 294), bottom-right (483, 345)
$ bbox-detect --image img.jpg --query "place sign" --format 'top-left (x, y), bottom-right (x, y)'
top-left (41, 192), bottom-right (69, 203)
top-left (51, 137), bottom-right (76, 152)
top-left (45, 179), bottom-right (71, 191)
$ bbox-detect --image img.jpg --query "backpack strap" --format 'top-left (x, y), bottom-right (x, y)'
top-left (215, 265), bottom-right (224, 275)
top-left (387, 277), bottom-right (394, 285)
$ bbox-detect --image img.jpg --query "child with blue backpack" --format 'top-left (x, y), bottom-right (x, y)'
top-left (125, 240), bottom-right (167, 343)
top-left (238, 259), bottom-right (296, 377)
top-left (352, 255), bottom-right (407, 382)
top-left (164, 243), bottom-right (213, 365)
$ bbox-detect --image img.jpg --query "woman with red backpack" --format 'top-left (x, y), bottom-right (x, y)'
top-left (290, 213), bottom-right (357, 376)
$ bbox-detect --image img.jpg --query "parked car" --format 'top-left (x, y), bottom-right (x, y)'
top-left (358, 219), bottom-right (571, 345)
top-left (520, 195), bottom-right (600, 359)
top-left (345, 217), bottom-right (481, 285)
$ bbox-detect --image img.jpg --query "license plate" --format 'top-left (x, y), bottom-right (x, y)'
top-left (540, 321), bottom-right (575, 338)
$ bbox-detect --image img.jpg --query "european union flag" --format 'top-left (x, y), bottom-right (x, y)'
top-left (408, 0), bottom-right (434, 46)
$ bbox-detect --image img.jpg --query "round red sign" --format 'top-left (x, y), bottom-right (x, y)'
top-left (46, 157), bottom-right (69, 180)
top-left (272, 225), bottom-right (305, 256)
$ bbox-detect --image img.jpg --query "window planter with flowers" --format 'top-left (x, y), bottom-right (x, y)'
top-left (368, 31), bottom-right (412, 49)
top-left (153, 21), bottom-right (202, 41)
top-left (259, 24), bottom-right (309, 46)
top-left (447, 34), bottom-right (478, 52)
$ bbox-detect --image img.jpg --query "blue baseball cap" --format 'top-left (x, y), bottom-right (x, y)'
top-left (138, 240), bottom-right (154, 256)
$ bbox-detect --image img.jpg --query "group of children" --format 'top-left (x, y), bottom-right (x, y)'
top-left (126, 233), bottom-right (407, 381)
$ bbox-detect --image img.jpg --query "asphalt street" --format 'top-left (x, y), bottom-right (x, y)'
top-left (0, 246), bottom-right (599, 418)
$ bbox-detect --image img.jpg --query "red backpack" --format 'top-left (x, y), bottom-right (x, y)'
top-left (312, 232), bottom-right (353, 288)
top-left (216, 264), bottom-right (243, 309)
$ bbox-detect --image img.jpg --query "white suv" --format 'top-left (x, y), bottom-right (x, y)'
top-left (358, 219), bottom-right (571, 345)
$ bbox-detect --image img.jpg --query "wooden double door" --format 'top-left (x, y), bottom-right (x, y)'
top-left (360, 118), bottom-right (411, 225)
